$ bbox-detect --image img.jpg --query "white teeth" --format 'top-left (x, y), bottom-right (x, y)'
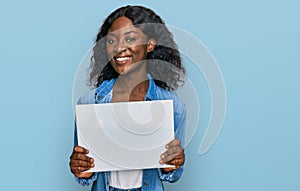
top-left (115, 57), bottom-right (131, 61)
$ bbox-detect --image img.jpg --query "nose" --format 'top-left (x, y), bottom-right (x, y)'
top-left (114, 40), bottom-right (127, 53)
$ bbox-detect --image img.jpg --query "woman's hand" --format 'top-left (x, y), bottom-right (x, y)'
top-left (69, 145), bottom-right (95, 178)
top-left (159, 139), bottom-right (185, 173)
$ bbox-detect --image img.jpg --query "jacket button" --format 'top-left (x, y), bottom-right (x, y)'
top-left (96, 95), bottom-right (101, 101)
top-left (144, 182), bottom-right (148, 187)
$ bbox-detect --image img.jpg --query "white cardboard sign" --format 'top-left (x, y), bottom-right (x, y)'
top-left (75, 100), bottom-right (174, 172)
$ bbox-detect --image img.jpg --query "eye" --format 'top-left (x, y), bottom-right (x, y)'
top-left (126, 37), bottom-right (136, 42)
top-left (107, 38), bottom-right (116, 44)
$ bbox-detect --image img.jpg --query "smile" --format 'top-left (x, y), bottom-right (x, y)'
top-left (115, 56), bottom-right (131, 61)
top-left (114, 56), bottom-right (132, 64)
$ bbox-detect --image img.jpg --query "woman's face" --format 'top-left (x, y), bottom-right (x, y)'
top-left (106, 16), bottom-right (155, 75)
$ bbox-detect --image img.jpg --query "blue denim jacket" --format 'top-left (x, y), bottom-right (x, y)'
top-left (73, 74), bottom-right (186, 191)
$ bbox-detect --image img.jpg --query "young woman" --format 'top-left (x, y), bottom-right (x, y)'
top-left (69, 5), bottom-right (186, 191)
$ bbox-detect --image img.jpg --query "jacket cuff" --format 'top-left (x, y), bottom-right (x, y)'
top-left (75, 173), bottom-right (97, 186)
top-left (158, 167), bottom-right (183, 183)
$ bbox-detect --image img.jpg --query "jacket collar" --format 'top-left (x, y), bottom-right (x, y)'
top-left (144, 74), bottom-right (157, 101)
top-left (94, 74), bottom-right (158, 103)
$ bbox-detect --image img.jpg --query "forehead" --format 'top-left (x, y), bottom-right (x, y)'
top-left (108, 16), bottom-right (144, 35)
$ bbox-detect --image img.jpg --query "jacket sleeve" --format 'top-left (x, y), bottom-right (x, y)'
top-left (73, 118), bottom-right (98, 186)
top-left (75, 173), bottom-right (98, 186)
top-left (72, 91), bottom-right (98, 186)
top-left (158, 99), bottom-right (186, 183)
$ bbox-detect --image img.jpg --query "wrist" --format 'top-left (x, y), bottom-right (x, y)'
top-left (75, 172), bottom-right (94, 178)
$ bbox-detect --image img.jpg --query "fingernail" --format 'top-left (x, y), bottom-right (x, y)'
top-left (159, 160), bottom-right (163, 164)
top-left (161, 155), bottom-right (165, 159)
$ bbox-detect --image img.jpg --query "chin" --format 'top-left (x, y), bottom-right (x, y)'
top-left (114, 67), bottom-right (127, 75)
top-left (112, 63), bottom-right (145, 76)
top-left (113, 65), bottom-right (132, 75)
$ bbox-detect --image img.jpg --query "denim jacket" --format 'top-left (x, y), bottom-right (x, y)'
top-left (73, 74), bottom-right (186, 191)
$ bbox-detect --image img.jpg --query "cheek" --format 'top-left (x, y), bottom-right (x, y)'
top-left (130, 45), bottom-right (148, 58)
top-left (106, 46), bottom-right (114, 59)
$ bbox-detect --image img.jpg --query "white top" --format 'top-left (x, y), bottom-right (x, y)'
top-left (110, 170), bottom-right (143, 189)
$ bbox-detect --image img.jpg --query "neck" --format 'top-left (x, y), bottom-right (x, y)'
top-left (115, 73), bottom-right (148, 92)
top-left (115, 63), bottom-right (148, 92)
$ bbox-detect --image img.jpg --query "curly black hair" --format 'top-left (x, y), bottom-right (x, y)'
top-left (88, 5), bottom-right (185, 91)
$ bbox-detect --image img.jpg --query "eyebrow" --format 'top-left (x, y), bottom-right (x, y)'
top-left (124, 30), bottom-right (137, 35)
top-left (108, 30), bottom-right (137, 36)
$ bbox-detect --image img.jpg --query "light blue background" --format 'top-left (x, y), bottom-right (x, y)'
top-left (0, 0), bottom-right (299, 190)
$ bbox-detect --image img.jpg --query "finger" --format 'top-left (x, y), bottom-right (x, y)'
top-left (160, 150), bottom-right (184, 164)
top-left (73, 145), bottom-right (89, 154)
top-left (69, 159), bottom-right (94, 175)
top-left (166, 139), bottom-right (181, 149)
top-left (71, 165), bottom-right (92, 174)
top-left (165, 158), bottom-right (185, 166)
top-left (70, 159), bottom-right (94, 168)
top-left (161, 145), bottom-right (183, 159)
top-left (71, 153), bottom-right (94, 163)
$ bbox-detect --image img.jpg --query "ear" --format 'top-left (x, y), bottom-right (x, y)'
top-left (147, 39), bottom-right (156, 53)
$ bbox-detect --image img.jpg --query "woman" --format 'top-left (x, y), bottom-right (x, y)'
top-left (69, 5), bottom-right (186, 191)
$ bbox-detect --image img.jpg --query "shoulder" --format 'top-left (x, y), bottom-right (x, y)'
top-left (155, 86), bottom-right (186, 116)
top-left (77, 89), bottom-right (96, 105)
top-left (77, 79), bottom-right (115, 105)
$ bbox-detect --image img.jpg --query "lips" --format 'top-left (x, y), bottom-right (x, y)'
top-left (114, 55), bottom-right (132, 64)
